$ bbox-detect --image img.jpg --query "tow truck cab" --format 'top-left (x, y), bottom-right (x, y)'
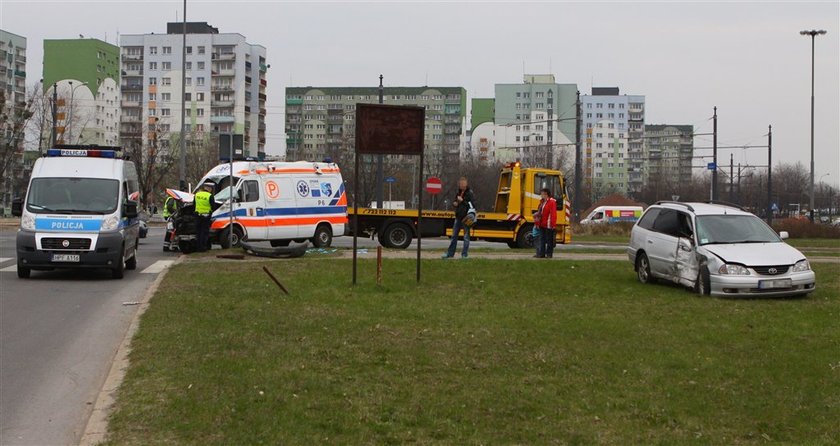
top-left (12, 146), bottom-right (141, 279)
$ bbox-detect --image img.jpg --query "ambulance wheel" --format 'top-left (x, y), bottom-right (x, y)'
top-left (516, 225), bottom-right (535, 249)
top-left (220, 226), bottom-right (245, 249)
top-left (312, 224), bottom-right (333, 248)
top-left (112, 248), bottom-right (125, 279)
top-left (17, 264), bottom-right (30, 279)
top-left (382, 223), bottom-right (412, 250)
top-left (270, 240), bottom-right (291, 247)
top-left (125, 246), bottom-right (137, 270)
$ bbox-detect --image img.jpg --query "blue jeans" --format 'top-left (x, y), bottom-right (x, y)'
top-left (446, 218), bottom-right (470, 257)
top-left (539, 227), bottom-right (555, 257)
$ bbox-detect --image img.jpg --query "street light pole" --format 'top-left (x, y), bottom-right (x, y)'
top-left (800, 29), bottom-right (826, 222)
top-left (51, 82), bottom-right (57, 147)
top-left (179, 0), bottom-right (188, 191)
top-left (67, 81), bottom-right (89, 145)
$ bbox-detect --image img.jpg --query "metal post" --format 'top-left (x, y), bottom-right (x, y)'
top-left (376, 74), bottom-right (384, 209)
top-left (729, 153), bottom-right (734, 203)
top-left (67, 81), bottom-right (74, 144)
top-left (737, 162), bottom-right (742, 204)
top-left (767, 125), bottom-right (772, 225)
top-left (352, 150), bottom-right (359, 284)
top-left (51, 83), bottom-right (57, 147)
top-left (573, 90), bottom-right (582, 223)
top-left (229, 134), bottom-right (234, 248)
top-left (712, 106), bottom-right (718, 201)
top-left (178, 0), bottom-right (188, 191)
top-left (417, 151), bottom-right (423, 283)
top-left (808, 35), bottom-right (815, 222)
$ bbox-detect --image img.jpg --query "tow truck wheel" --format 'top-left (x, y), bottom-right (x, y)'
top-left (507, 241), bottom-right (518, 249)
top-left (515, 225), bottom-right (535, 249)
top-left (17, 264), bottom-right (30, 279)
top-left (312, 224), bottom-right (333, 248)
top-left (382, 223), bottom-right (412, 250)
top-left (220, 226), bottom-right (245, 249)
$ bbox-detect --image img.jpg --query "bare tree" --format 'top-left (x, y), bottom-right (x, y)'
top-left (1, 90), bottom-right (34, 207)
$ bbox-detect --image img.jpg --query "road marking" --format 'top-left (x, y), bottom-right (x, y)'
top-left (140, 260), bottom-right (174, 274)
top-left (1, 264), bottom-right (16, 272)
top-left (0, 257), bottom-right (12, 264)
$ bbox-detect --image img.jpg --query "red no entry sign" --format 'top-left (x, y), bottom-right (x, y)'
top-left (425, 177), bottom-right (442, 195)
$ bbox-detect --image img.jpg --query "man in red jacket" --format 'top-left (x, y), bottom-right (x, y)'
top-left (536, 188), bottom-right (557, 258)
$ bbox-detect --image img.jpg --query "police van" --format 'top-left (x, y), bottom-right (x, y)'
top-left (187, 160), bottom-right (347, 249)
top-left (12, 146), bottom-right (141, 279)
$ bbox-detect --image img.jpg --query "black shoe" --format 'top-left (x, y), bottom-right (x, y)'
top-left (533, 255), bottom-right (545, 258)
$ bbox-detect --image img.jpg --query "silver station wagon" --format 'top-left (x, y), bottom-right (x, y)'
top-left (627, 202), bottom-right (816, 297)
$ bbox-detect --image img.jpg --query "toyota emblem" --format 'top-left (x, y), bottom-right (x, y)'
top-left (62, 239), bottom-right (70, 248)
top-left (768, 267), bottom-right (778, 275)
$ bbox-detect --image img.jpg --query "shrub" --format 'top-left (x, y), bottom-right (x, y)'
top-left (772, 218), bottom-right (840, 239)
top-left (572, 222), bottom-right (634, 237)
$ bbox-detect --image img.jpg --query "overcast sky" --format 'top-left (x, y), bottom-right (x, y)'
top-left (2, 0), bottom-right (838, 185)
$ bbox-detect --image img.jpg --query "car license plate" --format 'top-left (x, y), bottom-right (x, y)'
top-left (758, 279), bottom-right (792, 289)
top-left (52, 254), bottom-right (80, 263)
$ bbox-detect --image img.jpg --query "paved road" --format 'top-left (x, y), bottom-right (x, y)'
top-left (0, 228), bottom-right (177, 446)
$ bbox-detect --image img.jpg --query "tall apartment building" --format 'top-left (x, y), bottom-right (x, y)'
top-left (120, 22), bottom-right (267, 158)
top-left (644, 124), bottom-right (694, 191)
top-left (284, 86), bottom-right (466, 161)
top-left (1, 29), bottom-right (27, 214)
top-left (580, 87), bottom-right (645, 199)
top-left (469, 75), bottom-right (577, 166)
top-left (43, 38), bottom-right (121, 146)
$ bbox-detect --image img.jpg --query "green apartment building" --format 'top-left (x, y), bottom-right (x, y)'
top-left (285, 86), bottom-right (467, 162)
top-left (43, 38), bottom-right (121, 145)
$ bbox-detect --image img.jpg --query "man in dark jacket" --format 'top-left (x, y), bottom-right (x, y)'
top-left (442, 177), bottom-right (474, 259)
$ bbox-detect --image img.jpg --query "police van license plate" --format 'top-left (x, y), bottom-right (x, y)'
top-left (758, 279), bottom-right (791, 289)
top-left (52, 254), bottom-right (80, 263)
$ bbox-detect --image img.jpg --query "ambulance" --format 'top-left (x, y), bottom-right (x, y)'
top-left (186, 160), bottom-right (347, 249)
top-left (12, 146), bottom-right (141, 279)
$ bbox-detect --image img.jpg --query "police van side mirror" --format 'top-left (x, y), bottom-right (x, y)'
top-left (124, 201), bottom-right (139, 219)
top-left (11, 198), bottom-right (23, 217)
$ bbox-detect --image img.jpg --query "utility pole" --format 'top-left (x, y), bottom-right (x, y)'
top-left (573, 90), bottom-right (582, 223)
top-left (178, 0), bottom-right (187, 191)
top-left (712, 106), bottom-right (718, 201)
top-left (799, 29), bottom-right (826, 222)
top-left (767, 125), bottom-right (772, 225)
top-left (729, 153), bottom-right (734, 203)
top-left (737, 162), bottom-right (742, 204)
top-left (51, 82), bottom-right (57, 147)
top-left (375, 74), bottom-right (384, 209)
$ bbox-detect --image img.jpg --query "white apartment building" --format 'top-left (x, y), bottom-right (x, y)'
top-left (120, 22), bottom-right (267, 157)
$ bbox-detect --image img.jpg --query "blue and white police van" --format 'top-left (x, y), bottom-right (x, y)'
top-left (12, 146), bottom-right (141, 279)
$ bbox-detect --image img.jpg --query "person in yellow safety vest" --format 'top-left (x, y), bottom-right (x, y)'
top-left (194, 182), bottom-right (218, 253)
top-left (162, 194), bottom-right (180, 251)
top-left (162, 195), bottom-right (176, 219)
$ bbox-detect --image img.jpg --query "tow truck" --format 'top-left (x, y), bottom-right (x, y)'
top-left (349, 162), bottom-right (572, 249)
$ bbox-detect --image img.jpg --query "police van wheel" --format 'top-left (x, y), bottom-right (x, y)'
top-left (112, 250), bottom-right (125, 279)
top-left (125, 246), bottom-right (138, 270)
top-left (17, 264), bottom-right (30, 279)
top-left (312, 224), bottom-right (333, 248)
top-left (382, 223), bottom-right (412, 250)
top-left (220, 226), bottom-right (244, 249)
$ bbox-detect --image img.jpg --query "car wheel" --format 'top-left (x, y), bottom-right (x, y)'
top-left (312, 224), bottom-right (333, 248)
top-left (694, 266), bottom-right (711, 296)
top-left (270, 240), bottom-right (291, 247)
top-left (17, 264), bottom-right (30, 279)
top-left (382, 223), bottom-right (413, 250)
top-left (636, 252), bottom-right (655, 284)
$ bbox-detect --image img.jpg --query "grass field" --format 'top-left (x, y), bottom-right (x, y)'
top-left (105, 258), bottom-right (840, 445)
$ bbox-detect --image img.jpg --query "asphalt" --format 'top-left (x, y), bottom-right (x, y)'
top-left (0, 228), bottom-right (178, 446)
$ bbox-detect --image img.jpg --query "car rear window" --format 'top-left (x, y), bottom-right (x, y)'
top-left (637, 207), bottom-right (660, 230)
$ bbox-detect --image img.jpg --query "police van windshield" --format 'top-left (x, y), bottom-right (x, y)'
top-left (26, 178), bottom-right (120, 214)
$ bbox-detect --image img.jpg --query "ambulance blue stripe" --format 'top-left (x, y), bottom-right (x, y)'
top-left (215, 206), bottom-right (347, 219)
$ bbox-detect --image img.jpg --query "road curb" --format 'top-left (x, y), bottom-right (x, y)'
top-left (78, 255), bottom-right (184, 446)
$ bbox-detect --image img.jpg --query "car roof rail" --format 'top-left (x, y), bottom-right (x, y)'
top-left (654, 201), bottom-right (695, 212)
top-left (704, 200), bottom-right (747, 211)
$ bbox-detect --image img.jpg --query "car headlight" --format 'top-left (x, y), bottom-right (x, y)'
top-left (792, 259), bottom-right (811, 272)
top-left (101, 215), bottom-right (120, 231)
top-left (718, 263), bottom-right (751, 275)
top-left (21, 212), bottom-right (35, 231)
